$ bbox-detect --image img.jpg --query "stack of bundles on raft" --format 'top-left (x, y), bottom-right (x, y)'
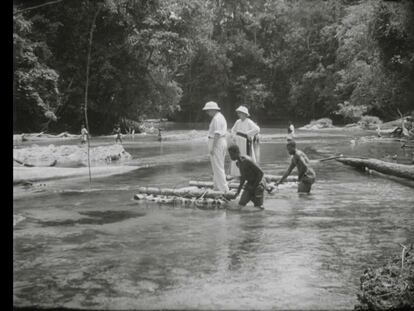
top-left (13, 144), bottom-right (132, 168)
top-left (134, 186), bottom-right (235, 209)
top-left (355, 244), bottom-right (414, 310)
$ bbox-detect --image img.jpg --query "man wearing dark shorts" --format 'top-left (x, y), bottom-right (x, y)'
top-left (228, 144), bottom-right (266, 209)
top-left (276, 140), bottom-right (316, 193)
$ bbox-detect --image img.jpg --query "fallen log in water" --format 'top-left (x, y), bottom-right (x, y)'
top-left (134, 186), bottom-right (236, 200)
top-left (336, 157), bottom-right (414, 180)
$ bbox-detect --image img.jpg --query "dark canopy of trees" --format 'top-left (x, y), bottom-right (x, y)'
top-left (13, 0), bottom-right (414, 134)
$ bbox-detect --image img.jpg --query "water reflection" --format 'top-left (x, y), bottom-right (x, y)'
top-left (227, 213), bottom-right (265, 272)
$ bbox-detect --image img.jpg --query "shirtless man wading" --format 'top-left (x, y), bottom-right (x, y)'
top-left (276, 140), bottom-right (316, 193)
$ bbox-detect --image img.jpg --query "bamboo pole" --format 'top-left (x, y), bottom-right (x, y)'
top-left (189, 181), bottom-right (241, 189)
top-left (189, 178), bottom-right (298, 189)
top-left (84, 4), bottom-right (101, 185)
top-left (226, 174), bottom-right (298, 183)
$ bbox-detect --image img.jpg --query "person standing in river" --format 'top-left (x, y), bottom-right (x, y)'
top-left (203, 101), bottom-right (229, 192)
top-left (80, 124), bottom-right (88, 144)
top-left (228, 144), bottom-right (265, 210)
top-left (114, 125), bottom-right (123, 144)
top-left (276, 140), bottom-right (316, 193)
top-left (230, 106), bottom-right (260, 177)
top-left (287, 121), bottom-right (295, 140)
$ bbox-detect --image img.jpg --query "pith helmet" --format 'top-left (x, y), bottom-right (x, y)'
top-left (202, 101), bottom-right (221, 111)
top-left (235, 105), bottom-right (250, 117)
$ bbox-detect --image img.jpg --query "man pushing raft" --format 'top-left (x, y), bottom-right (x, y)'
top-left (273, 140), bottom-right (316, 193)
top-left (228, 144), bottom-right (266, 210)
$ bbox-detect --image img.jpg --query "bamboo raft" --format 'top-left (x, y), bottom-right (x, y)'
top-left (133, 174), bottom-right (298, 208)
top-left (134, 186), bottom-right (235, 208)
top-left (134, 186), bottom-right (235, 200)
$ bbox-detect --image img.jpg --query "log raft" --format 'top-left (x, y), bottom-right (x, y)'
top-left (134, 186), bottom-right (236, 200)
top-left (336, 157), bottom-right (414, 180)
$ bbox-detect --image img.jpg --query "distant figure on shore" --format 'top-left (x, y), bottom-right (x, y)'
top-left (230, 106), bottom-right (260, 177)
top-left (128, 125), bottom-right (135, 139)
top-left (81, 124), bottom-right (88, 144)
top-left (376, 124), bottom-right (382, 138)
top-left (287, 121), bottom-right (295, 140)
top-left (275, 140), bottom-right (316, 193)
top-left (158, 128), bottom-right (162, 142)
top-left (228, 144), bottom-right (265, 210)
top-left (203, 101), bottom-right (229, 192)
top-left (114, 125), bottom-right (123, 144)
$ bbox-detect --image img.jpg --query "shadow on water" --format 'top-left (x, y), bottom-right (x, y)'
top-left (38, 210), bottom-right (146, 227)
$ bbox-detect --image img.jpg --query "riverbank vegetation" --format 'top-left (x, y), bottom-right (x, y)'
top-left (355, 244), bottom-right (414, 311)
top-left (13, 0), bottom-right (414, 134)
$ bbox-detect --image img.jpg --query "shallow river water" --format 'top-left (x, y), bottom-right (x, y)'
top-left (13, 127), bottom-right (414, 310)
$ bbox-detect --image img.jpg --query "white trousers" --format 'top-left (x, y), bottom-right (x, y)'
top-left (208, 137), bottom-right (229, 192)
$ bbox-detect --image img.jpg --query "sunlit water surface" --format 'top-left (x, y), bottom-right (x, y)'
top-left (13, 126), bottom-right (414, 310)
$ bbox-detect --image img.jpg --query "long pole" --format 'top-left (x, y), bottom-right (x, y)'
top-left (84, 4), bottom-right (101, 184)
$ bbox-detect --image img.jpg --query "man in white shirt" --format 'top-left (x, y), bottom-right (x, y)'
top-left (203, 101), bottom-right (229, 192)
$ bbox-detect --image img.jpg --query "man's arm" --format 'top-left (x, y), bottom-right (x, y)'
top-left (277, 159), bottom-right (296, 185)
top-left (235, 175), bottom-right (246, 198)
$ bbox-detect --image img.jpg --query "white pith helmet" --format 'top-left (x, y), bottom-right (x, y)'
top-left (235, 105), bottom-right (250, 117)
top-left (202, 101), bottom-right (221, 111)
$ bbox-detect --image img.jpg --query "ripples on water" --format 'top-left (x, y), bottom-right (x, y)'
top-left (13, 128), bottom-right (414, 309)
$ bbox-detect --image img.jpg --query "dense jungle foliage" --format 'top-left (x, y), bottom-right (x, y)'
top-left (13, 0), bottom-right (414, 134)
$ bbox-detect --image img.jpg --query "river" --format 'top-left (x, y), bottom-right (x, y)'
top-left (13, 126), bottom-right (414, 310)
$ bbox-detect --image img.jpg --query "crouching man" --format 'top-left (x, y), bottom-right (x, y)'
top-left (228, 144), bottom-right (266, 210)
